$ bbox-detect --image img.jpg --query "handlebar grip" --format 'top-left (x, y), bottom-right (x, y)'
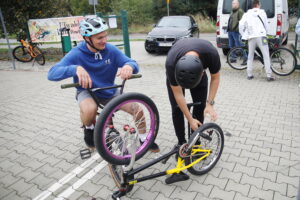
top-left (61, 83), bottom-right (80, 89)
top-left (267, 35), bottom-right (275, 39)
top-left (128, 74), bottom-right (142, 80)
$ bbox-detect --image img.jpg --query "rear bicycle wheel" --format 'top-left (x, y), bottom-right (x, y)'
top-left (33, 46), bottom-right (46, 65)
top-left (270, 48), bottom-right (296, 76)
top-left (12, 46), bottom-right (33, 62)
top-left (95, 92), bottom-right (159, 165)
top-left (227, 47), bottom-right (248, 70)
top-left (185, 123), bottom-right (224, 175)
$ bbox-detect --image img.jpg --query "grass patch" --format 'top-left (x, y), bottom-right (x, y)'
top-left (108, 24), bottom-right (153, 35)
top-left (192, 14), bottom-right (216, 33)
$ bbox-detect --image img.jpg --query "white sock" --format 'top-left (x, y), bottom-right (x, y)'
top-left (139, 133), bottom-right (147, 142)
top-left (85, 124), bottom-right (94, 130)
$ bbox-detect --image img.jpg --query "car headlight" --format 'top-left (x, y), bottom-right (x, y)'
top-left (146, 36), bottom-right (155, 41)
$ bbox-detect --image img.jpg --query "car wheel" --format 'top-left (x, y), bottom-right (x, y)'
top-left (145, 48), bottom-right (155, 54)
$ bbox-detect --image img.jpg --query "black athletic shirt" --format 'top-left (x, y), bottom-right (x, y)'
top-left (166, 38), bottom-right (221, 86)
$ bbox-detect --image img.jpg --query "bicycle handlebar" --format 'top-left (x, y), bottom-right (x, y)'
top-left (128, 74), bottom-right (142, 79)
top-left (60, 74), bottom-right (142, 89)
top-left (61, 83), bottom-right (80, 89)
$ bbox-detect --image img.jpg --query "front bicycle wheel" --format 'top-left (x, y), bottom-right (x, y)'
top-left (13, 46), bottom-right (33, 62)
top-left (227, 47), bottom-right (248, 70)
top-left (270, 47), bottom-right (296, 76)
top-left (185, 123), bottom-right (224, 175)
top-left (33, 47), bottom-right (46, 65)
top-left (95, 92), bottom-right (159, 165)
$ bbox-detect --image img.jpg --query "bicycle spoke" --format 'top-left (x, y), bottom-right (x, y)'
top-left (185, 123), bottom-right (224, 175)
top-left (227, 47), bottom-right (247, 70)
top-left (95, 93), bottom-right (159, 165)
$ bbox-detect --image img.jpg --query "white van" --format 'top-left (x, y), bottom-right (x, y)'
top-left (216, 0), bottom-right (289, 55)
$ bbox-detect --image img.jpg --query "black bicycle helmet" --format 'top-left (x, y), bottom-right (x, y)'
top-left (175, 55), bottom-right (204, 89)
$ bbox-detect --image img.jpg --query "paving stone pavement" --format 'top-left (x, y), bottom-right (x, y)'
top-left (0, 42), bottom-right (299, 200)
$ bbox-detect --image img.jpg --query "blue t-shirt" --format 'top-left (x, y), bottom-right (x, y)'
top-left (48, 42), bottom-right (139, 98)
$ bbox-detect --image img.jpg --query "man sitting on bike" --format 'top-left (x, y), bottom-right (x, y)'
top-left (48, 17), bottom-right (160, 153)
top-left (165, 38), bottom-right (221, 183)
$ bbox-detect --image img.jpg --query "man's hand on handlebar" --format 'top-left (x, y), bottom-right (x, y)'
top-left (76, 66), bottom-right (92, 88)
top-left (117, 65), bottom-right (133, 80)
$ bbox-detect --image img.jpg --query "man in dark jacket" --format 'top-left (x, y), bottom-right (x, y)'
top-left (228, 0), bottom-right (246, 64)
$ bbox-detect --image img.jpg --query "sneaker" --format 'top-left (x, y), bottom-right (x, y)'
top-left (84, 128), bottom-right (95, 148)
top-left (247, 75), bottom-right (254, 80)
top-left (149, 142), bottom-right (160, 153)
top-left (267, 77), bottom-right (275, 81)
top-left (165, 172), bottom-right (189, 184)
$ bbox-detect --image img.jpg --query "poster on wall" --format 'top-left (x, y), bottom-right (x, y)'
top-left (28, 16), bottom-right (85, 43)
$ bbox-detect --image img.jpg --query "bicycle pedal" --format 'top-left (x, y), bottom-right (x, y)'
top-left (80, 148), bottom-right (92, 159)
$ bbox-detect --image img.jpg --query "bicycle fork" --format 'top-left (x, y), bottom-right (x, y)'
top-left (123, 126), bottom-right (139, 172)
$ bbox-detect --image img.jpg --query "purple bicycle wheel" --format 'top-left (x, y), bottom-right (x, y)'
top-left (95, 92), bottom-right (159, 165)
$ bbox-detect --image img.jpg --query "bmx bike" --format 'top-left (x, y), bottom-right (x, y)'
top-left (62, 75), bottom-right (224, 200)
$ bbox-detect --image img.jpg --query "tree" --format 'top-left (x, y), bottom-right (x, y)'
top-left (0, 0), bottom-right (71, 38)
top-left (152, 0), bottom-right (218, 21)
top-left (69, 0), bottom-right (113, 16)
top-left (110, 0), bottom-right (154, 25)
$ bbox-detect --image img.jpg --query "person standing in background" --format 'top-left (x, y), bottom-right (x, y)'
top-left (239, 0), bottom-right (275, 81)
top-left (228, 0), bottom-right (246, 64)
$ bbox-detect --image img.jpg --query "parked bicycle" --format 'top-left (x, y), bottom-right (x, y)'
top-left (13, 39), bottom-right (45, 65)
top-left (227, 36), bottom-right (297, 76)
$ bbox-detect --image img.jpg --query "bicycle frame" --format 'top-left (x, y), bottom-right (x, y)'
top-left (124, 147), bottom-right (211, 185)
top-left (112, 140), bottom-right (212, 199)
top-left (20, 39), bottom-right (39, 58)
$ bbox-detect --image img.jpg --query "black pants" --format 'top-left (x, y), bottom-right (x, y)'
top-left (166, 73), bottom-right (208, 145)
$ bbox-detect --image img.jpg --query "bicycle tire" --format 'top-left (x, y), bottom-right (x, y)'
top-left (12, 46), bottom-right (33, 62)
top-left (108, 164), bottom-right (134, 193)
top-left (94, 92), bottom-right (159, 165)
top-left (185, 123), bottom-right (224, 175)
top-left (227, 47), bottom-right (248, 70)
top-left (33, 47), bottom-right (46, 65)
top-left (270, 47), bottom-right (296, 76)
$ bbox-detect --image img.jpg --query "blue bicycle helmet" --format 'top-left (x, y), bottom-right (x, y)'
top-left (175, 55), bottom-right (204, 89)
top-left (80, 17), bottom-right (108, 37)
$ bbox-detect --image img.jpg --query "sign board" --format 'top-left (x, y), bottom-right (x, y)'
top-left (89, 0), bottom-right (98, 5)
top-left (28, 16), bottom-right (85, 42)
top-left (108, 15), bottom-right (117, 28)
